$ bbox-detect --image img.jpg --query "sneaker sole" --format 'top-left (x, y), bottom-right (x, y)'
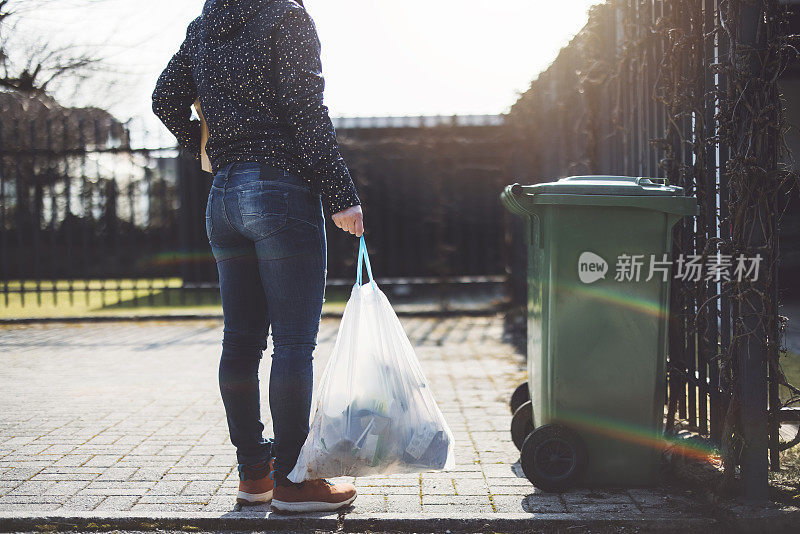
top-left (236, 489), bottom-right (273, 505)
top-left (271, 494), bottom-right (356, 513)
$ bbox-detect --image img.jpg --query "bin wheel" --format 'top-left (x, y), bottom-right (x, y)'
top-left (520, 424), bottom-right (588, 492)
top-left (510, 400), bottom-right (534, 451)
top-left (510, 382), bottom-right (530, 414)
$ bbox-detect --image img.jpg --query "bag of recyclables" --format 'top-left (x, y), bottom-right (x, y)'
top-left (288, 237), bottom-right (455, 481)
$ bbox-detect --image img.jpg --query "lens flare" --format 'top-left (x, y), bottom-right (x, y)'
top-left (555, 411), bottom-right (719, 462)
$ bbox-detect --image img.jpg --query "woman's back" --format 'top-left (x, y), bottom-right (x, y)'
top-left (193, 0), bottom-right (293, 169)
top-left (153, 0), bottom-right (360, 216)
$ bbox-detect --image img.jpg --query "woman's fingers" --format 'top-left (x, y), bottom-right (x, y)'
top-left (332, 205), bottom-right (365, 237)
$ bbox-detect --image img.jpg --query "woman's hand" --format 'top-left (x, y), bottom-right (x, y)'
top-left (332, 205), bottom-right (364, 237)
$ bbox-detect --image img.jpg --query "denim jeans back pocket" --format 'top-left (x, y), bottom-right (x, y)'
top-left (237, 187), bottom-right (289, 239)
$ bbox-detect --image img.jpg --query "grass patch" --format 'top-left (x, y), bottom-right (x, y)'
top-left (1, 279), bottom-right (349, 319)
top-left (780, 351), bottom-right (800, 403)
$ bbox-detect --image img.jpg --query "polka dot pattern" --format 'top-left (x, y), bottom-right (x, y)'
top-left (152, 0), bottom-right (360, 215)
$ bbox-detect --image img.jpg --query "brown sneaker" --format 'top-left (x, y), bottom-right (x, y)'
top-left (236, 459), bottom-right (274, 506)
top-left (271, 476), bottom-right (357, 513)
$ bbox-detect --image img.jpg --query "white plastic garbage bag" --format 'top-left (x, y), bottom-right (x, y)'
top-left (288, 237), bottom-right (455, 482)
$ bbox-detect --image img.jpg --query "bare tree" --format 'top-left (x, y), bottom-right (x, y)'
top-left (0, 0), bottom-right (107, 95)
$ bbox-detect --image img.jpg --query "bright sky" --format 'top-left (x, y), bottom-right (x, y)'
top-left (19, 0), bottom-right (598, 122)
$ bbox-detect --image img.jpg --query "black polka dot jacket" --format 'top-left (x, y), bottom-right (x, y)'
top-left (152, 0), bottom-right (360, 215)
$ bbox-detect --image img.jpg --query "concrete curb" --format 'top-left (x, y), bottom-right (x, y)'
top-left (0, 511), bottom-right (718, 533)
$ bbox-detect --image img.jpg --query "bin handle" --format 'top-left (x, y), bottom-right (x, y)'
top-left (502, 183), bottom-right (544, 248)
top-left (637, 176), bottom-right (670, 187)
top-left (557, 176), bottom-right (671, 187)
top-left (501, 183), bottom-right (534, 217)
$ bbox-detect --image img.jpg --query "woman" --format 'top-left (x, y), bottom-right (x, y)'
top-left (152, 0), bottom-right (363, 513)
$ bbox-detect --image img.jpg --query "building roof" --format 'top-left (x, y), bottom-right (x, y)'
top-left (332, 114), bottom-right (505, 130)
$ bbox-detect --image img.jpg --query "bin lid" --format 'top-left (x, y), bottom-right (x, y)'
top-left (529, 175), bottom-right (684, 196)
top-left (501, 176), bottom-right (698, 217)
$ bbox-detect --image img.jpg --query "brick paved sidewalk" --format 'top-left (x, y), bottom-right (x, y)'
top-left (0, 316), bottom-right (714, 528)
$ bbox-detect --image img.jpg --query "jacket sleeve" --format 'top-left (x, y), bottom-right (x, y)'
top-left (274, 8), bottom-right (360, 215)
top-left (152, 20), bottom-right (201, 160)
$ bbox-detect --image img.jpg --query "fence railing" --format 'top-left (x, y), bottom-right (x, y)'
top-left (0, 102), bottom-right (513, 314)
top-left (507, 0), bottom-right (798, 497)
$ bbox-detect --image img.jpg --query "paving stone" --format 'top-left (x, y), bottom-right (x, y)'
top-left (58, 494), bottom-right (105, 511)
top-left (349, 493), bottom-right (387, 513)
top-left (147, 480), bottom-right (189, 495)
top-left (453, 478), bottom-right (490, 496)
top-left (203, 495), bottom-right (236, 512)
top-left (130, 503), bottom-right (206, 512)
top-left (0, 495), bottom-right (69, 505)
top-left (481, 463), bottom-right (521, 479)
top-left (487, 484), bottom-right (531, 497)
top-left (182, 481), bottom-right (221, 495)
top-left (93, 495), bottom-right (139, 511)
top-left (0, 467), bottom-right (40, 481)
top-left (522, 494), bottom-right (569, 513)
top-left (0, 318), bottom-right (707, 519)
top-left (627, 488), bottom-right (695, 509)
top-left (420, 478), bottom-right (455, 495)
top-left (161, 472), bottom-right (223, 481)
top-left (424, 470), bottom-right (484, 480)
top-left (169, 466), bottom-right (232, 475)
top-left (95, 467), bottom-right (138, 481)
top-left (422, 503), bottom-right (495, 514)
top-left (78, 487), bottom-right (149, 497)
top-left (386, 493), bottom-right (423, 513)
top-left (352, 484), bottom-right (390, 495)
top-left (4, 480), bottom-right (57, 495)
top-left (356, 483), bottom-right (418, 495)
top-left (137, 494), bottom-right (210, 505)
top-left (42, 481), bottom-right (90, 495)
top-left (564, 502), bottom-right (643, 514)
top-left (491, 494), bottom-right (527, 513)
top-left (0, 503), bottom-right (60, 511)
top-left (561, 489), bottom-right (636, 504)
top-left (0, 480), bottom-right (21, 491)
top-left (356, 477), bottom-right (418, 487)
top-left (422, 494), bottom-right (491, 506)
top-left (83, 455), bottom-right (124, 468)
top-left (50, 455), bottom-right (94, 468)
top-left (175, 455), bottom-right (213, 467)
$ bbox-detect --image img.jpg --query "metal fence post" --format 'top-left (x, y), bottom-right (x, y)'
top-left (735, 0), bottom-right (770, 501)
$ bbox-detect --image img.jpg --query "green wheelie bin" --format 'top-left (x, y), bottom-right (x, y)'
top-left (500, 176), bottom-right (697, 491)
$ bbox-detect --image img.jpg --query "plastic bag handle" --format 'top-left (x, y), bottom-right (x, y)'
top-left (356, 236), bottom-right (376, 288)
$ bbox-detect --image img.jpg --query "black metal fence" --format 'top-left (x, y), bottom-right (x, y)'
top-left (0, 105), bottom-right (197, 310)
top-left (337, 122), bottom-right (512, 280)
top-left (507, 0), bottom-right (798, 497)
top-left (0, 97), bottom-right (512, 312)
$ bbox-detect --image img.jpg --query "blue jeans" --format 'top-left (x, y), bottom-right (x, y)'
top-left (206, 162), bottom-right (326, 476)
